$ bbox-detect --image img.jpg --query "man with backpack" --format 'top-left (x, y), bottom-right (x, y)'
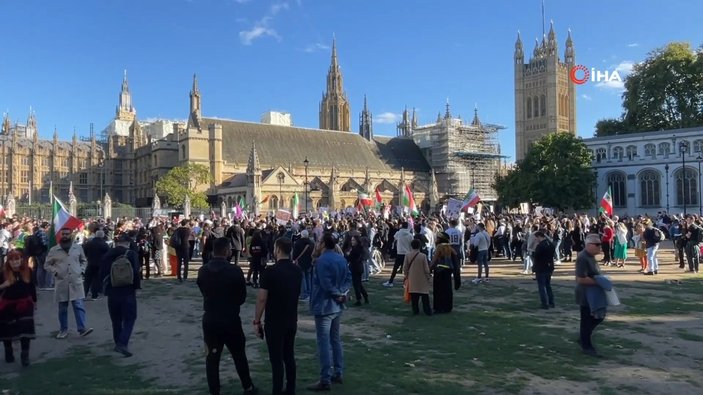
top-left (642, 219), bottom-right (663, 275)
top-left (100, 233), bottom-right (141, 357)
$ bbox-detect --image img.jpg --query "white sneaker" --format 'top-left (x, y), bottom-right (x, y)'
top-left (471, 278), bottom-right (482, 284)
top-left (56, 331), bottom-right (68, 339)
top-left (521, 270), bottom-right (529, 275)
top-left (555, 260), bottom-right (562, 265)
top-left (382, 281), bottom-right (394, 288)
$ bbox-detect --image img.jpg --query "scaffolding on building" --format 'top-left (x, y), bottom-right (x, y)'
top-left (412, 105), bottom-right (506, 202)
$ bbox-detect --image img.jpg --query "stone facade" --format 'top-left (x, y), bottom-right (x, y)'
top-left (514, 21), bottom-right (576, 161)
top-left (585, 127), bottom-right (703, 217)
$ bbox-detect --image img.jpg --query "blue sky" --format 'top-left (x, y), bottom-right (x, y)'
top-left (1, 0), bottom-right (702, 162)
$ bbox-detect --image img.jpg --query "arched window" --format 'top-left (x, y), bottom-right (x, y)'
top-left (676, 167), bottom-right (698, 206)
top-left (694, 139), bottom-right (703, 153)
top-left (626, 145), bottom-right (637, 160)
top-left (526, 98), bottom-right (532, 119)
top-left (269, 195), bottom-right (278, 209)
top-left (607, 172), bottom-right (627, 207)
top-left (612, 146), bottom-right (624, 161)
top-left (639, 170), bottom-right (661, 207)
top-left (644, 144), bottom-right (656, 158)
top-left (595, 148), bottom-right (607, 163)
top-left (181, 145), bottom-right (186, 159)
top-left (540, 95), bottom-right (546, 116)
top-left (658, 142), bottom-right (670, 158)
top-left (533, 96), bottom-right (539, 118)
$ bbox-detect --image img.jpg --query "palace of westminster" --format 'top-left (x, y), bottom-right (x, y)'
top-left (1, 24), bottom-right (580, 213)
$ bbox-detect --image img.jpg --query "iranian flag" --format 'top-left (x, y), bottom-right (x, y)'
top-left (260, 195), bottom-right (270, 204)
top-left (292, 192), bottom-right (300, 218)
top-left (375, 188), bottom-right (383, 206)
top-left (404, 184), bottom-right (418, 216)
top-left (600, 187), bottom-right (613, 217)
top-left (462, 188), bottom-right (480, 210)
top-left (358, 191), bottom-right (373, 206)
top-left (0, 204), bottom-right (4, 218)
top-left (50, 196), bottom-right (84, 248)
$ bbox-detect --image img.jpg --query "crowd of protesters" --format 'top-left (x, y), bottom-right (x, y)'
top-left (0, 207), bottom-right (700, 392)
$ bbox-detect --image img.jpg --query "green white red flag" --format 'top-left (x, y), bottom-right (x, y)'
top-left (600, 187), bottom-right (613, 217)
top-left (462, 188), bottom-right (480, 210)
top-left (358, 191), bottom-right (373, 206)
top-left (50, 196), bottom-right (84, 248)
top-left (375, 188), bottom-right (383, 206)
top-left (405, 184), bottom-right (418, 216)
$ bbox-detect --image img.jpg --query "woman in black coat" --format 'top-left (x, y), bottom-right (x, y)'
top-left (431, 232), bottom-right (461, 314)
top-left (346, 236), bottom-right (368, 306)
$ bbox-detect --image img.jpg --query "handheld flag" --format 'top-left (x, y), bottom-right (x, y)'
top-left (358, 191), bottom-right (373, 206)
top-left (0, 204), bottom-right (4, 219)
top-left (600, 187), bottom-right (613, 217)
top-left (405, 184), bottom-right (418, 216)
top-left (50, 196), bottom-right (84, 248)
top-left (260, 195), bottom-right (270, 204)
top-left (292, 192), bottom-right (300, 218)
top-left (462, 188), bottom-right (480, 211)
top-left (375, 188), bottom-right (383, 207)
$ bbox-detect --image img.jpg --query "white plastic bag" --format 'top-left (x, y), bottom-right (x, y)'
top-left (605, 288), bottom-right (620, 306)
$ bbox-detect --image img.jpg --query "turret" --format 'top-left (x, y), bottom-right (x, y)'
top-left (514, 31), bottom-right (524, 63)
top-left (359, 95), bottom-right (373, 141)
top-left (547, 20), bottom-right (557, 55)
top-left (188, 73), bottom-right (202, 130)
top-left (564, 29), bottom-right (575, 65)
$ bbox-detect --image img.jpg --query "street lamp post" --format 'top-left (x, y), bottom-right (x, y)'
top-left (303, 157), bottom-right (309, 214)
top-left (665, 164), bottom-right (670, 212)
top-left (697, 155), bottom-right (702, 216)
top-left (680, 141), bottom-right (688, 215)
top-left (277, 172), bottom-right (284, 210)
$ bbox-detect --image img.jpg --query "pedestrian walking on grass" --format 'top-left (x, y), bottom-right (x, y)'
top-left (254, 237), bottom-right (302, 395)
top-left (44, 228), bottom-right (93, 339)
top-left (575, 234), bottom-right (605, 357)
top-left (197, 237), bottom-right (258, 395)
top-left (0, 250), bottom-right (36, 366)
top-left (100, 233), bottom-right (141, 357)
top-left (532, 231), bottom-right (555, 309)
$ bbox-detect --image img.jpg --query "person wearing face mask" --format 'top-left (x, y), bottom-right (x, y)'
top-left (44, 228), bottom-right (93, 340)
top-left (0, 250), bottom-right (36, 366)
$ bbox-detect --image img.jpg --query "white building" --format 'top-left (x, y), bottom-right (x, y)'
top-left (584, 127), bottom-right (703, 217)
top-left (139, 119), bottom-right (184, 141)
top-left (261, 111), bottom-right (292, 127)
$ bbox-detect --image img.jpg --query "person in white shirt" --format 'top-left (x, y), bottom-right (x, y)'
top-left (470, 223), bottom-right (492, 284)
top-left (445, 219), bottom-right (464, 266)
top-left (383, 222), bottom-right (413, 287)
top-left (0, 223), bottom-right (12, 267)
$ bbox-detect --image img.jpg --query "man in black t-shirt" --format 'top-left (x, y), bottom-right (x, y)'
top-left (254, 237), bottom-right (302, 395)
top-left (197, 238), bottom-right (258, 395)
top-left (293, 230), bottom-right (315, 301)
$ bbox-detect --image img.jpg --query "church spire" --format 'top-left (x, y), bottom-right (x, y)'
top-left (188, 73), bottom-right (202, 130)
top-left (1, 112), bottom-right (10, 135)
top-left (547, 20), bottom-right (557, 55)
top-left (564, 29), bottom-right (575, 64)
top-left (412, 108), bottom-right (417, 129)
top-left (246, 141), bottom-right (261, 174)
top-left (116, 70), bottom-right (136, 121)
top-left (319, 37), bottom-right (351, 131)
top-left (359, 95), bottom-right (373, 141)
top-left (444, 99), bottom-right (452, 120)
top-left (471, 105), bottom-right (482, 127)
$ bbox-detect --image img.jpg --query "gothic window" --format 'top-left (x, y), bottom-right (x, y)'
top-left (612, 146), bottom-right (624, 161)
top-left (626, 145), bottom-right (637, 160)
top-left (526, 98), bottom-right (532, 119)
top-left (21, 157), bottom-right (29, 166)
top-left (269, 195), bottom-right (278, 210)
top-left (21, 170), bottom-right (29, 183)
top-left (533, 96), bottom-right (539, 118)
top-left (607, 172), bottom-right (627, 207)
top-left (639, 170), bottom-right (661, 207)
top-left (658, 142), bottom-right (670, 158)
top-left (676, 167), bottom-right (698, 206)
top-left (79, 173), bottom-right (88, 185)
top-left (694, 139), bottom-right (703, 153)
top-left (540, 95), bottom-right (546, 116)
top-left (153, 155), bottom-right (157, 167)
top-left (595, 148), bottom-right (607, 163)
top-left (181, 145), bottom-right (186, 160)
top-left (644, 144), bottom-right (656, 158)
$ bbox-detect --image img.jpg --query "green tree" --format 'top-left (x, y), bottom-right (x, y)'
top-left (595, 42), bottom-right (703, 136)
top-left (494, 133), bottom-right (595, 210)
top-left (155, 163), bottom-right (213, 209)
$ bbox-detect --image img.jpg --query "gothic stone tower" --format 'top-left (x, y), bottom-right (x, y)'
top-left (359, 95), bottom-right (373, 141)
top-left (514, 21), bottom-right (576, 161)
top-left (319, 38), bottom-right (351, 132)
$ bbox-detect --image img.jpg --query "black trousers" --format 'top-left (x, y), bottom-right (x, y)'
top-left (265, 325), bottom-right (297, 395)
top-left (203, 320), bottom-right (254, 395)
top-left (579, 305), bottom-right (604, 350)
top-left (176, 251), bottom-right (190, 280)
top-left (139, 252), bottom-right (150, 279)
top-left (83, 264), bottom-right (101, 298)
top-left (387, 254), bottom-right (405, 284)
top-left (189, 240), bottom-right (196, 260)
top-left (410, 293), bottom-right (431, 315)
top-left (231, 250), bottom-right (241, 266)
top-left (3, 339), bottom-right (30, 360)
top-left (351, 270), bottom-right (368, 303)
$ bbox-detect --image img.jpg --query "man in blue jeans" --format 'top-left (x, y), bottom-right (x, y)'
top-left (44, 227), bottom-right (94, 339)
top-left (307, 233), bottom-right (351, 391)
top-left (532, 231), bottom-right (556, 309)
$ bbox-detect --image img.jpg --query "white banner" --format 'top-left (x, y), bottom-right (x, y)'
top-left (446, 198), bottom-right (463, 219)
top-left (275, 209), bottom-right (291, 225)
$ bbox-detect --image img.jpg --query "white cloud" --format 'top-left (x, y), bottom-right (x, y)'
top-left (303, 43), bottom-right (330, 53)
top-left (270, 2), bottom-right (289, 15)
top-left (627, 43), bottom-right (639, 47)
top-left (375, 112), bottom-right (399, 124)
top-left (581, 94), bottom-right (592, 101)
top-left (238, 1), bottom-right (290, 46)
